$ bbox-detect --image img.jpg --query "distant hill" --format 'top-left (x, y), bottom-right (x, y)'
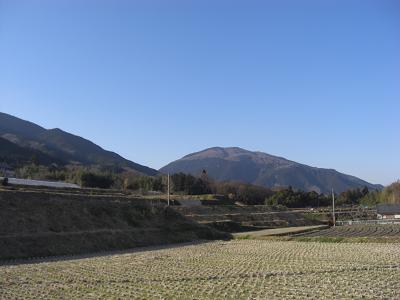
top-left (0, 112), bottom-right (158, 176)
top-left (160, 147), bottom-right (382, 194)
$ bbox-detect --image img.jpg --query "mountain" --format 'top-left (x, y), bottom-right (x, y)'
top-left (0, 112), bottom-right (158, 176)
top-left (0, 137), bottom-right (66, 168)
top-left (160, 147), bottom-right (382, 194)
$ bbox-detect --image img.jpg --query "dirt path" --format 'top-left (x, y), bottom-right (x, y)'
top-left (233, 225), bottom-right (328, 238)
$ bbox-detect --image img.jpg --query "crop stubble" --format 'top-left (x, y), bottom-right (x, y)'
top-left (0, 240), bottom-right (399, 299)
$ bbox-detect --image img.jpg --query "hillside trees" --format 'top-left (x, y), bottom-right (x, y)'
top-left (358, 181), bottom-right (399, 206)
top-left (171, 173), bottom-right (211, 195)
top-left (80, 172), bottom-right (114, 189)
top-left (126, 176), bottom-right (163, 192)
top-left (382, 181), bottom-right (400, 203)
top-left (233, 183), bottom-right (273, 205)
top-left (337, 187), bottom-right (369, 205)
top-left (265, 187), bottom-right (331, 208)
top-left (212, 181), bottom-right (273, 205)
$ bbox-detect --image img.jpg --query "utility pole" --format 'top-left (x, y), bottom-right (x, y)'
top-left (332, 188), bottom-right (336, 227)
top-left (167, 173), bottom-right (170, 206)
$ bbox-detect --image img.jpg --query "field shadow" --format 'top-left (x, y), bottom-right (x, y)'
top-left (0, 240), bottom-right (216, 267)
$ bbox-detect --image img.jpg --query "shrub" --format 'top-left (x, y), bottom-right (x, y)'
top-left (80, 172), bottom-right (114, 189)
top-left (1, 177), bottom-right (8, 186)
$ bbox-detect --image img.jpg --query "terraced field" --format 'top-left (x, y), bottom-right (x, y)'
top-left (1, 240), bottom-right (400, 299)
top-left (173, 205), bottom-right (325, 232)
top-left (298, 224), bottom-right (400, 238)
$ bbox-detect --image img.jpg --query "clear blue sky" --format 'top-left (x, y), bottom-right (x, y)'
top-left (0, 0), bottom-right (399, 185)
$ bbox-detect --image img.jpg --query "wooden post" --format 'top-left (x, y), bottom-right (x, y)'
top-left (167, 173), bottom-right (170, 206)
top-left (332, 188), bottom-right (336, 227)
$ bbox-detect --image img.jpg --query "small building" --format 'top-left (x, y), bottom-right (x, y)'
top-left (376, 204), bottom-right (400, 220)
top-left (0, 177), bottom-right (80, 189)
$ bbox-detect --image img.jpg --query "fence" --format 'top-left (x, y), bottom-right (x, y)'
top-left (337, 219), bottom-right (400, 226)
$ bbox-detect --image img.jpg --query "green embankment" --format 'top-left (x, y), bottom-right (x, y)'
top-left (0, 190), bottom-right (230, 260)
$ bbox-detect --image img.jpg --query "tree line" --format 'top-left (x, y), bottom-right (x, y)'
top-left (10, 163), bottom-right (398, 207)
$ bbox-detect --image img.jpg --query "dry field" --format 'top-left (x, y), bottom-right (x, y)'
top-left (1, 240), bottom-right (400, 299)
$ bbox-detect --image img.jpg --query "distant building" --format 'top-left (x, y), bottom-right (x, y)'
top-left (0, 177), bottom-right (80, 189)
top-left (376, 204), bottom-right (400, 220)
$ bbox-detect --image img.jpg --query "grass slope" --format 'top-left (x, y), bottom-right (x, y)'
top-left (0, 190), bottom-right (230, 260)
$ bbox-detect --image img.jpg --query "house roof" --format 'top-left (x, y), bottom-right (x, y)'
top-left (377, 204), bottom-right (400, 214)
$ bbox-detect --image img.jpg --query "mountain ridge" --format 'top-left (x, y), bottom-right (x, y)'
top-left (0, 112), bottom-right (158, 176)
top-left (160, 147), bottom-right (382, 194)
top-left (0, 112), bottom-right (384, 193)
